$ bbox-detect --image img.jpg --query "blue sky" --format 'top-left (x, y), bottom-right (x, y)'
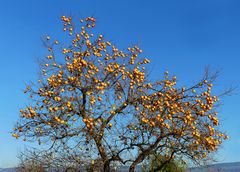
top-left (0, 0), bottom-right (240, 168)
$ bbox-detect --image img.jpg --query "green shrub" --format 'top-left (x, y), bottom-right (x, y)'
top-left (142, 154), bottom-right (187, 172)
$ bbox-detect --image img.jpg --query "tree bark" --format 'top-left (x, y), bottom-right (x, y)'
top-left (129, 163), bottom-right (137, 172)
top-left (103, 160), bottom-right (110, 172)
top-left (129, 154), bottom-right (144, 172)
top-left (93, 136), bottom-right (110, 172)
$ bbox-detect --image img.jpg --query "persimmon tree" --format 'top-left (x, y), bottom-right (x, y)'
top-left (13, 16), bottom-right (228, 172)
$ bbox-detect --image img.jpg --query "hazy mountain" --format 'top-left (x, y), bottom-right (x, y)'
top-left (187, 162), bottom-right (240, 172)
top-left (0, 168), bottom-right (16, 172)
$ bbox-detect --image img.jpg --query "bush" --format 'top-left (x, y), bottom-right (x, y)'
top-left (142, 154), bottom-right (187, 172)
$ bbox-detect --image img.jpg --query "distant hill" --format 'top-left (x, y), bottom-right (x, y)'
top-left (0, 168), bottom-right (15, 172)
top-left (1, 162), bottom-right (240, 172)
top-left (187, 162), bottom-right (240, 172)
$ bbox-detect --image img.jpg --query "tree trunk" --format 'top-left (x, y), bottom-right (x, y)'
top-left (129, 163), bottom-right (137, 172)
top-left (93, 139), bottom-right (110, 172)
top-left (129, 154), bottom-right (144, 172)
top-left (103, 160), bottom-right (110, 172)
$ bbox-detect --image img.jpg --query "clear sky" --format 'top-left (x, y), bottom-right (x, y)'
top-left (0, 0), bottom-right (240, 168)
